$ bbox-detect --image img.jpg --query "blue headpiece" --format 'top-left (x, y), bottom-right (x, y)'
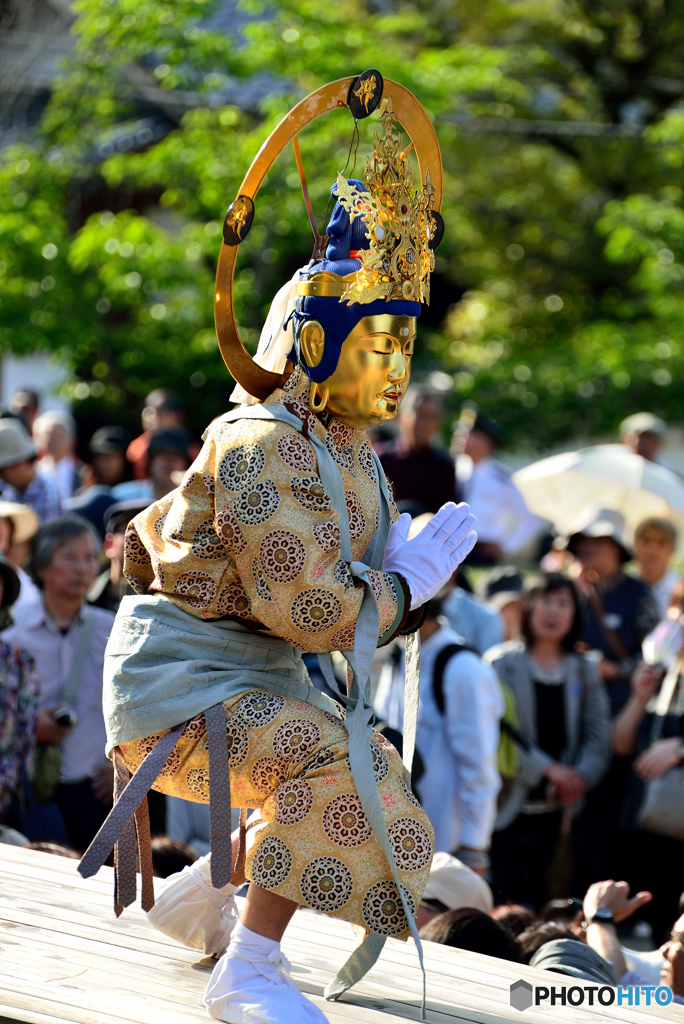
top-left (293, 179), bottom-right (420, 383)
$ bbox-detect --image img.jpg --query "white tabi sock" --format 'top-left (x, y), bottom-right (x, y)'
top-left (204, 919), bottom-right (329, 1023)
top-left (228, 919), bottom-right (280, 959)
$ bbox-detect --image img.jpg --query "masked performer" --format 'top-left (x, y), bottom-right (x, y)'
top-left (80, 77), bottom-right (476, 1024)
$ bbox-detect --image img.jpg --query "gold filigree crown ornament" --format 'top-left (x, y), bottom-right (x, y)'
top-left (333, 99), bottom-right (440, 305)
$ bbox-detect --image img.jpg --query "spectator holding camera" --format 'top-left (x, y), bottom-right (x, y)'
top-left (4, 516), bottom-right (115, 851)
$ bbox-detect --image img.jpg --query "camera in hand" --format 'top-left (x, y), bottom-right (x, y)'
top-left (53, 706), bottom-right (79, 728)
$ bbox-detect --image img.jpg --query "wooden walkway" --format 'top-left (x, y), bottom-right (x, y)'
top-left (0, 844), bottom-right (682, 1024)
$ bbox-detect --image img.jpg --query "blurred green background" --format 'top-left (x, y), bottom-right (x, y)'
top-left (3, 0), bottom-right (684, 447)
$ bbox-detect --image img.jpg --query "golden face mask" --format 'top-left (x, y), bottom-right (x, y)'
top-left (301, 315), bottom-right (417, 429)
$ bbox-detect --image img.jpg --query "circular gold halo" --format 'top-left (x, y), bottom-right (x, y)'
top-left (215, 76), bottom-right (443, 401)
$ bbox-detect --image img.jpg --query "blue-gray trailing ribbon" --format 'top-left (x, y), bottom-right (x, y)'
top-left (112, 753), bottom-right (137, 915)
top-left (330, 580), bottom-right (426, 1016)
top-left (205, 701), bottom-right (233, 888)
top-left (109, 751), bottom-right (154, 916)
top-left (79, 718), bottom-right (187, 882)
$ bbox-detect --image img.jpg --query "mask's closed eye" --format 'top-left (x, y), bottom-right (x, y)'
top-left (368, 334), bottom-right (395, 356)
top-left (369, 334), bottom-right (413, 357)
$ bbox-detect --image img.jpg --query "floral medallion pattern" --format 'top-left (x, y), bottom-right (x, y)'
top-left (217, 443), bottom-right (265, 492)
top-left (259, 530), bottom-right (306, 583)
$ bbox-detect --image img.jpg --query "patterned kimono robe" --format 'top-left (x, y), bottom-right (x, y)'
top-left (116, 368), bottom-right (433, 939)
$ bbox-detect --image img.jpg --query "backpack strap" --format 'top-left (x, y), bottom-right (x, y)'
top-left (432, 642), bottom-right (477, 715)
top-left (499, 717), bottom-right (531, 753)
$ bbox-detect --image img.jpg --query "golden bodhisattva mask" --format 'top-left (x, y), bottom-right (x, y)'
top-left (300, 314), bottom-right (416, 429)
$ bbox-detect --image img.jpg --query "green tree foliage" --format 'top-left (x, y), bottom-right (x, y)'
top-left (1, 0), bottom-right (684, 442)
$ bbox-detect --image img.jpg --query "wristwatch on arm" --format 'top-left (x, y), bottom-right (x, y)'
top-left (584, 907), bottom-right (615, 928)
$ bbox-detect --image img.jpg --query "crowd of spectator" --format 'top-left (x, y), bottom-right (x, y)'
top-left (372, 387), bottom-right (684, 980)
top-left (0, 381), bottom-right (683, 1000)
top-left (0, 387), bottom-right (198, 855)
top-left (410, 851), bottom-right (684, 1004)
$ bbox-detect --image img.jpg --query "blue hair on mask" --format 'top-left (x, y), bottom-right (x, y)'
top-left (325, 179), bottom-right (372, 261)
top-left (295, 180), bottom-right (420, 383)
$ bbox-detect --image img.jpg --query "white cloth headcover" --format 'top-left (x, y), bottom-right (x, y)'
top-left (230, 262), bottom-right (312, 405)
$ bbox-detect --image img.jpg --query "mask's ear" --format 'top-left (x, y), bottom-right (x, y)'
top-left (299, 320), bottom-right (325, 369)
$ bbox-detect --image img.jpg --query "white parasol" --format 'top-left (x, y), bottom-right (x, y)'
top-left (512, 444), bottom-right (684, 549)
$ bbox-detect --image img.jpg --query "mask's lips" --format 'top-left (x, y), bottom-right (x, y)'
top-left (381, 386), bottom-right (402, 402)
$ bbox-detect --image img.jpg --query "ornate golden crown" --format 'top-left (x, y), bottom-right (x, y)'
top-left (329, 99), bottom-right (439, 305)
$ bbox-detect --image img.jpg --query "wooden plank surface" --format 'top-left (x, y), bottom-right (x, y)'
top-left (0, 845), bottom-right (682, 1024)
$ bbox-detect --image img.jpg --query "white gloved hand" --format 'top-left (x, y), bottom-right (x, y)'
top-left (147, 854), bottom-right (239, 956)
top-left (383, 503), bottom-right (477, 609)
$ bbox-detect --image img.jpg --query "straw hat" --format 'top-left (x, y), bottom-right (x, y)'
top-left (0, 501), bottom-right (39, 548)
top-left (0, 500), bottom-right (40, 545)
top-left (422, 852), bottom-right (493, 914)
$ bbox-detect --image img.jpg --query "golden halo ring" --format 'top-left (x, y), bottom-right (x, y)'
top-left (215, 76), bottom-right (443, 401)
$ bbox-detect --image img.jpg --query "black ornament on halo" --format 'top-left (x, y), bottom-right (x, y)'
top-left (427, 210), bottom-right (445, 251)
top-left (347, 69), bottom-right (384, 120)
top-left (223, 195), bottom-right (255, 246)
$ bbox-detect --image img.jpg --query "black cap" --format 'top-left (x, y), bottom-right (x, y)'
top-left (104, 499), bottom-right (150, 535)
top-left (64, 490), bottom-right (117, 541)
top-left (147, 427), bottom-right (191, 461)
top-left (483, 566), bottom-right (523, 609)
top-left (145, 388), bottom-right (184, 413)
top-left (459, 403), bottom-right (503, 446)
top-left (90, 425), bottom-right (128, 455)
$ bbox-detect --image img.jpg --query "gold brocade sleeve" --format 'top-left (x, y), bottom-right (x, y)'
top-left (210, 418), bottom-right (400, 652)
top-left (122, 415), bottom-right (402, 653)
